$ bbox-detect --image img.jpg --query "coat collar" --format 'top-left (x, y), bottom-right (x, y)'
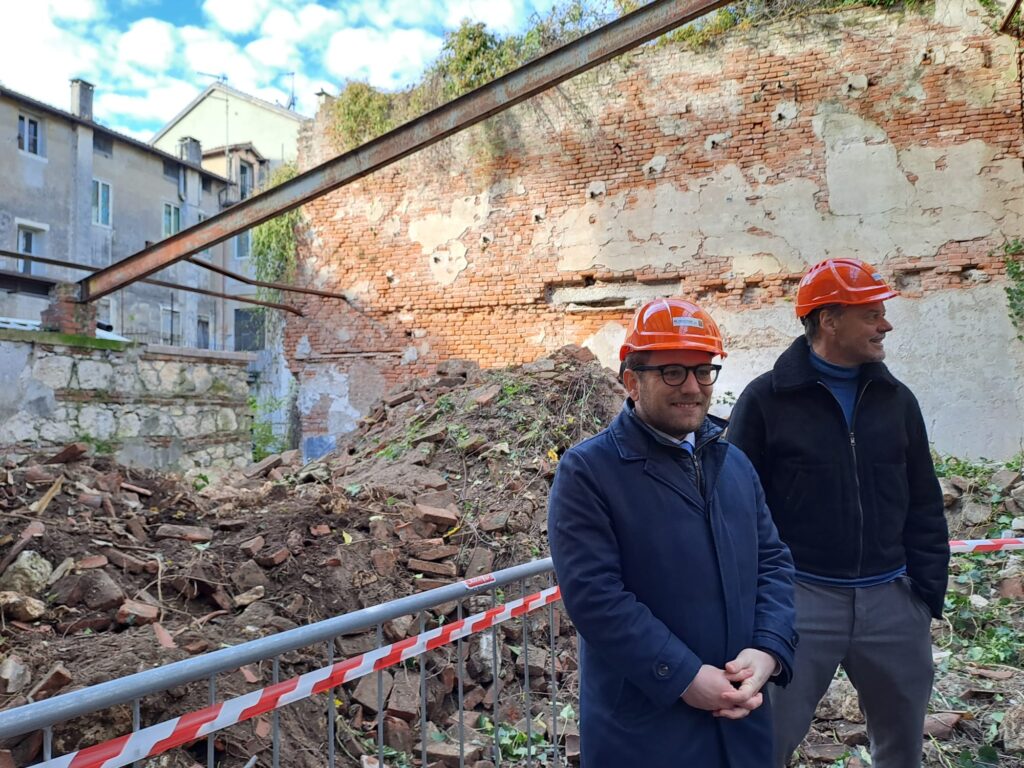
top-left (610, 400), bottom-right (725, 462)
top-left (772, 336), bottom-right (898, 392)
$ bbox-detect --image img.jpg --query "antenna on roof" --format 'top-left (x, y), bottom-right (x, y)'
top-left (197, 71), bottom-right (228, 84)
top-left (280, 72), bottom-right (296, 110)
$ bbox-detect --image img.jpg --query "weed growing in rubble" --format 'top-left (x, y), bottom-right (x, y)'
top-left (476, 714), bottom-right (551, 762)
top-left (249, 395), bottom-right (287, 461)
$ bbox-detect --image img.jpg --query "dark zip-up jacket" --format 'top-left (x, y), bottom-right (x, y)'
top-left (728, 337), bottom-right (949, 618)
top-left (548, 405), bottom-right (797, 767)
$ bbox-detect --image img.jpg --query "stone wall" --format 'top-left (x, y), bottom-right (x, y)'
top-left (0, 329), bottom-right (253, 473)
top-left (290, 0), bottom-right (1024, 460)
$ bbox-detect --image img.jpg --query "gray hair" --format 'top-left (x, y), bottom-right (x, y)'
top-left (802, 304), bottom-right (844, 342)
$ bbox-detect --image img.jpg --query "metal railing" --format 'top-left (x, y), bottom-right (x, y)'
top-left (0, 558), bottom-right (568, 768)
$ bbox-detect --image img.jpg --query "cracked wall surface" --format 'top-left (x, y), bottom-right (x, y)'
top-left (291, 0), bottom-right (1024, 459)
top-left (0, 333), bottom-right (253, 472)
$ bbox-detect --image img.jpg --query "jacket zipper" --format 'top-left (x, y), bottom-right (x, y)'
top-left (817, 381), bottom-right (871, 576)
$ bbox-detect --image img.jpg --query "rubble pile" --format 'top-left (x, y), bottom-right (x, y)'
top-left (0, 346), bottom-right (623, 768)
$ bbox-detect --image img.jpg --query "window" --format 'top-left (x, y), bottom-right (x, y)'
top-left (15, 223), bottom-right (44, 274)
top-left (235, 229), bottom-right (250, 260)
top-left (160, 307), bottom-right (181, 346)
top-left (162, 203), bottom-right (180, 237)
top-left (17, 114), bottom-right (42, 156)
top-left (239, 161), bottom-right (253, 200)
top-left (197, 316), bottom-right (211, 349)
top-left (202, 177), bottom-right (212, 194)
top-left (92, 180), bottom-right (111, 226)
top-left (163, 158), bottom-right (179, 181)
top-left (93, 133), bottom-right (113, 156)
top-left (234, 308), bottom-right (265, 351)
top-left (197, 212), bottom-right (210, 256)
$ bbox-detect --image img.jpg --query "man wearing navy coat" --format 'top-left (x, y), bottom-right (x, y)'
top-left (548, 298), bottom-right (797, 767)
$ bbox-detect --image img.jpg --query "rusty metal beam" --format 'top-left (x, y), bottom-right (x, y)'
top-left (0, 249), bottom-right (303, 315)
top-left (185, 256), bottom-right (350, 301)
top-left (1000, 0), bottom-right (1022, 31)
top-left (79, 0), bottom-right (733, 302)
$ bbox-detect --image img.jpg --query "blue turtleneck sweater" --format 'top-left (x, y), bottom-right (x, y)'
top-left (809, 348), bottom-right (859, 427)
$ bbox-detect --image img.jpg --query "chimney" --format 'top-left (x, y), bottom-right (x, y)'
top-left (178, 136), bottom-right (203, 166)
top-left (70, 79), bottom-right (94, 121)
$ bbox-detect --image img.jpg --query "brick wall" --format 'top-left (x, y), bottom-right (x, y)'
top-left (289, 2), bottom-right (1024, 459)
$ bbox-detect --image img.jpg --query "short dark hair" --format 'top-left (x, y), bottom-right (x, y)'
top-left (623, 350), bottom-right (651, 374)
top-left (802, 304), bottom-right (844, 342)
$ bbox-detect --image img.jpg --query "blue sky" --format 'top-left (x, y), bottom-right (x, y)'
top-left (0, 0), bottom-right (571, 141)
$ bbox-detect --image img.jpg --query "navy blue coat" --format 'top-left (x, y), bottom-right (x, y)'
top-left (548, 406), bottom-right (797, 768)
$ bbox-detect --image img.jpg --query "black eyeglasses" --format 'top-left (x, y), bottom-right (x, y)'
top-left (630, 363), bottom-right (722, 386)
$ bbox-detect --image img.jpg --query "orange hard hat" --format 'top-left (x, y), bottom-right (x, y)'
top-left (795, 258), bottom-right (898, 318)
top-left (619, 298), bottom-right (727, 361)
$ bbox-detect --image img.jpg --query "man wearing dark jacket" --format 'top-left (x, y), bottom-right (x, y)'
top-left (728, 258), bottom-right (949, 768)
top-left (548, 298), bottom-right (798, 767)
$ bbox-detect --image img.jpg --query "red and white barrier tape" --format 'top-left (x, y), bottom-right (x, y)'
top-left (950, 538), bottom-right (1024, 554)
top-left (38, 585), bottom-right (561, 768)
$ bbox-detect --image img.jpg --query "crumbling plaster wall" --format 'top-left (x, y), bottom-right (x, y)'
top-left (292, 0), bottom-right (1024, 460)
top-left (0, 330), bottom-right (253, 473)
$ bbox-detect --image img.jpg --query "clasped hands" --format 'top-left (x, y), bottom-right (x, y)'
top-left (680, 648), bottom-right (776, 720)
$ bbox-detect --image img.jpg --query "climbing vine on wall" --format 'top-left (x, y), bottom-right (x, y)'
top-left (999, 240), bottom-right (1024, 340)
top-left (251, 164), bottom-right (301, 305)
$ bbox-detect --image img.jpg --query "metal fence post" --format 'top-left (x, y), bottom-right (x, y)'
top-left (327, 640), bottom-right (336, 768)
top-left (272, 656), bottom-right (280, 768)
top-left (377, 623), bottom-right (384, 768)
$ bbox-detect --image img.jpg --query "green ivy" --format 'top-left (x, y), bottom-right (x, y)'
top-left (251, 164), bottom-right (301, 306)
top-left (249, 394), bottom-right (287, 461)
top-left (330, 82), bottom-right (396, 152)
top-left (999, 239), bottom-right (1024, 340)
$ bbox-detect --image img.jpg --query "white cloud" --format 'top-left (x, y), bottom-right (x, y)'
top-left (297, 4), bottom-right (345, 40)
top-left (246, 36), bottom-right (297, 69)
top-left (49, 0), bottom-right (104, 22)
top-left (325, 27), bottom-right (444, 90)
top-left (180, 26), bottom-right (265, 92)
top-left (202, 0), bottom-right (274, 36)
top-left (118, 18), bottom-right (177, 71)
top-left (95, 78), bottom-right (199, 124)
top-left (0, 2), bottom-right (102, 110)
top-left (444, 0), bottom-right (522, 33)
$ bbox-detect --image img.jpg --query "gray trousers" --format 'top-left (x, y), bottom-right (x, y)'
top-left (770, 578), bottom-right (934, 768)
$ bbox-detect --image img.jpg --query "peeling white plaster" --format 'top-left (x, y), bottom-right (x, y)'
top-left (934, 0), bottom-right (988, 31)
top-left (814, 113), bottom-right (914, 215)
top-left (298, 366), bottom-right (368, 435)
top-left (429, 241), bottom-right (469, 286)
top-left (705, 131), bottom-right (732, 151)
top-left (644, 155), bottom-right (668, 176)
top-left (538, 115), bottom-right (1019, 276)
top-left (582, 321), bottom-right (628, 373)
top-left (840, 74), bottom-right (869, 98)
top-left (408, 195), bottom-right (488, 286)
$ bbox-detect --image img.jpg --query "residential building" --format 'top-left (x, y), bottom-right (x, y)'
top-left (0, 80), bottom-right (257, 351)
top-left (153, 84), bottom-right (310, 354)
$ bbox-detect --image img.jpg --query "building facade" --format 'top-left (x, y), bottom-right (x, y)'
top-left (0, 80), bottom-right (278, 352)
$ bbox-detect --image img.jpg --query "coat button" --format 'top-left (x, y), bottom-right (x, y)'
top-left (656, 663), bottom-right (670, 677)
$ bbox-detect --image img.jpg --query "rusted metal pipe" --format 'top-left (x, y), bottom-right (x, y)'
top-left (185, 256), bottom-right (349, 301)
top-left (1000, 0), bottom-right (1022, 31)
top-left (79, 0), bottom-right (734, 302)
top-left (0, 249), bottom-right (303, 315)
